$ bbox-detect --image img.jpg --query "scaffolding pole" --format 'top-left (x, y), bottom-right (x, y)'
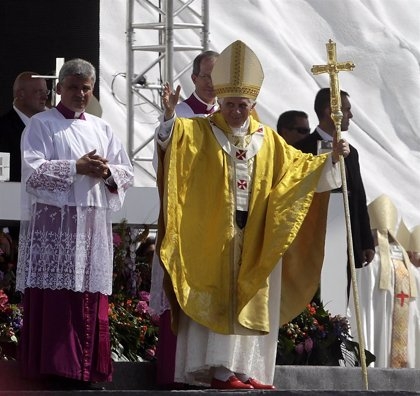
top-left (125, 0), bottom-right (210, 168)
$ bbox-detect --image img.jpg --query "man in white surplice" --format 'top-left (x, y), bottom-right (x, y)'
top-left (155, 40), bottom-right (350, 390)
top-left (16, 58), bottom-right (133, 387)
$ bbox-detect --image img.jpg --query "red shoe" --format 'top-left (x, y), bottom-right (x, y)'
top-left (211, 375), bottom-right (254, 389)
top-left (245, 378), bottom-right (276, 389)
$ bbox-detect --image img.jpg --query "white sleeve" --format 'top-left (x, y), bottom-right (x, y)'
top-left (175, 102), bottom-right (194, 118)
top-left (155, 113), bottom-right (176, 151)
top-left (315, 154), bottom-right (342, 192)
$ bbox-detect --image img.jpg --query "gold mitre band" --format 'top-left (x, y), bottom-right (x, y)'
top-left (212, 40), bottom-right (264, 100)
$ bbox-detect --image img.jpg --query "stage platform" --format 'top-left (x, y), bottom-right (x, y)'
top-left (1, 361), bottom-right (420, 395)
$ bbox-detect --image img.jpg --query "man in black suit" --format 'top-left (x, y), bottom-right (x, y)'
top-left (0, 72), bottom-right (48, 243)
top-left (0, 71), bottom-right (49, 182)
top-left (295, 88), bottom-right (375, 295)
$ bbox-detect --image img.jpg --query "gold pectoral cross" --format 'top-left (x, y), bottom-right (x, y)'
top-left (311, 39), bottom-right (355, 135)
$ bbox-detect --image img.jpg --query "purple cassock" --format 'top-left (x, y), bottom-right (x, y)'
top-left (174, 93), bottom-right (218, 118)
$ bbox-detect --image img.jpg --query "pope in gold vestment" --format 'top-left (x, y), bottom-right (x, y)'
top-left (155, 40), bottom-right (348, 388)
top-left (158, 111), bottom-right (333, 334)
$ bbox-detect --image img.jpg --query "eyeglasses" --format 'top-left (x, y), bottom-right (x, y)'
top-left (34, 89), bottom-right (51, 96)
top-left (290, 127), bottom-right (311, 135)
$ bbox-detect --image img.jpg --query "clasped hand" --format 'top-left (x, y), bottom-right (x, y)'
top-left (76, 149), bottom-right (110, 179)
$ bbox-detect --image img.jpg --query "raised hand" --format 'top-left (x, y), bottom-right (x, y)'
top-left (161, 82), bottom-right (181, 120)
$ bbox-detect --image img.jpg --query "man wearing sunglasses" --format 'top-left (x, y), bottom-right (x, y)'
top-left (276, 110), bottom-right (310, 146)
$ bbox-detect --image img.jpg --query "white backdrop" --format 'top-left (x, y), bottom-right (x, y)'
top-left (99, 0), bottom-right (420, 231)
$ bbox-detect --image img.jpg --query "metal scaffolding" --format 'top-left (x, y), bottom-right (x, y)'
top-left (125, 0), bottom-right (210, 173)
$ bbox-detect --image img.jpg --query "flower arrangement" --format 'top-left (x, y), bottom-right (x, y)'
top-left (108, 291), bottom-right (159, 362)
top-left (276, 301), bottom-right (375, 366)
top-left (0, 289), bottom-right (23, 359)
top-left (0, 221), bottom-right (159, 362)
top-left (0, 230), bottom-right (23, 360)
top-left (3, 221), bottom-right (375, 367)
top-left (109, 220), bottom-right (159, 362)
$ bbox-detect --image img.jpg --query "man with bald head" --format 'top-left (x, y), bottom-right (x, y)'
top-left (0, 72), bottom-right (48, 243)
top-left (0, 71), bottom-right (49, 182)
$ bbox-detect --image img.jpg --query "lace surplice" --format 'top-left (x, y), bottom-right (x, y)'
top-left (16, 111), bottom-right (134, 295)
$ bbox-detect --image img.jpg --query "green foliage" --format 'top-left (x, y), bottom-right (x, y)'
top-left (109, 220), bottom-right (159, 362)
top-left (277, 301), bottom-right (375, 366)
top-left (0, 231), bottom-right (22, 360)
top-left (0, 290), bottom-right (22, 343)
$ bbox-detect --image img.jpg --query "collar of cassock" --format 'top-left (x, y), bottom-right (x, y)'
top-left (56, 102), bottom-right (86, 120)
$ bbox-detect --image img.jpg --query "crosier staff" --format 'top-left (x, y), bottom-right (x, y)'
top-left (312, 39), bottom-right (368, 390)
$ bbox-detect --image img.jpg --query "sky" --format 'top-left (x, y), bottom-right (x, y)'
top-left (99, 0), bottom-right (420, 231)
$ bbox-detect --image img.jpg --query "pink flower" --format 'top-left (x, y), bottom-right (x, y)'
top-left (139, 291), bottom-right (150, 302)
top-left (0, 290), bottom-right (9, 311)
top-left (304, 337), bottom-right (314, 353)
top-left (136, 300), bottom-right (148, 314)
top-left (113, 233), bottom-right (122, 247)
top-left (146, 348), bottom-right (155, 358)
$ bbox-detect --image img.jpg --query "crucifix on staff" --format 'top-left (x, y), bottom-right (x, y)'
top-left (311, 39), bottom-right (369, 390)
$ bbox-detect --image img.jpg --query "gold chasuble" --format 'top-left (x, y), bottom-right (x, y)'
top-left (157, 111), bottom-right (330, 335)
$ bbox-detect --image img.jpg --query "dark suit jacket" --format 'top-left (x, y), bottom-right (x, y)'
top-left (0, 108), bottom-right (25, 182)
top-left (294, 130), bottom-right (374, 268)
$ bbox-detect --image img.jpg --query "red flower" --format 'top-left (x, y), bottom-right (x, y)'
top-left (136, 300), bottom-right (148, 315)
top-left (0, 290), bottom-right (9, 311)
top-left (151, 313), bottom-right (160, 326)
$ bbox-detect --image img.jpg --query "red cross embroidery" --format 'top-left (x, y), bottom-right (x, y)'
top-left (237, 179), bottom-right (247, 190)
top-left (236, 150), bottom-right (246, 160)
top-left (396, 291), bottom-right (410, 306)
